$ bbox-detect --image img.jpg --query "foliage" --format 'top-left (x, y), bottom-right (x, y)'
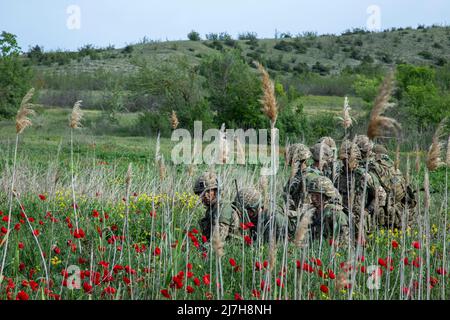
top-left (396, 64), bottom-right (449, 131)
top-left (187, 30), bottom-right (201, 41)
top-left (199, 50), bottom-right (265, 129)
top-left (0, 32), bottom-right (33, 119)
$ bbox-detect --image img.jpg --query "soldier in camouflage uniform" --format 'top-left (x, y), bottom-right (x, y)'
top-left (193, 172), bottom-right (240, 242)
top-left (233, 188), bottom-right (289, 243)
top-left (337, 140), bottom-right (385, 240)
top-left (354, 135), bottom-right (416, 230)
top-left (309, 142), bottom-right (336, 182)
top-left (283, 144), bottom-right (312, 211)
top-left (317, 137), bottom-right (341, 183)
top-left (235, 187), bottom-right (317, 244)
top-left (304, 172), bottom-right (349, 246)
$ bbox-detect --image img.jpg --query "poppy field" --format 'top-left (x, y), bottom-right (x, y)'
top-left (0, 137), bottom-right (448, 300)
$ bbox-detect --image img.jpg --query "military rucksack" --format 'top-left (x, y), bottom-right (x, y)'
top-left (368, 154), bottom-right (406, 202)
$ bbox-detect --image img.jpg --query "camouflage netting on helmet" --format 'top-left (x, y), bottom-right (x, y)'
top-left (233, 188), bottom-right (262, 211)
top-left (355, 135), bottom-right (374, 157)
top-left (310, 142), bottom-right (333, 163)
top-left (285, 143), bottom-right (312, 165)
top-left (306, 174), bottom-right (337, 198)
top-left (339, 140), bottom-right (362, 169)
top-left (373, 144), bottom-right (388, 155)
top-left (193, 171), bottom-right (218, 195)
top-left (317, 136), bottom-right (337, 153)
top-left (339, 140), bottom-right (361, 160)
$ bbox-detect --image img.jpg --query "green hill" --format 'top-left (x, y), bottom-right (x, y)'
top-left (29, 25), bottom-right (450, 77)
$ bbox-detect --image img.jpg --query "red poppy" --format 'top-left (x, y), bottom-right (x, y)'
top-left (311, 258), bottom-right (322, 267)
top-left (38, 194), bottom-right (46, 201)
top-left (203, 274), bottom-right (211, 285)
top-left (73, 228), bottom-right (85, 239)
top-left (378, 258), bottom-right (387, 268)
top-left (260, 280), bottom-right (270, 292)
top-left (186, 286), bottom-right (194, 294)
top-left (240, 223), bottom-right (249, 230)
top-left (123, 276), bottom-right (131, 285)
top-left (33, 229), bottom-right (40, 236)
top-left (244, 235), bottom-right (252, 246)
top-left (153, 247), bottom-right (161, 256)
top-left (78, 257), bottom-right (87, 265)
top-left (229, 258), bottom-right (237, 267)
top-left (53, 247), bottom-right (61, 255)
top-left (92, 210), bottom-right (100, 218)
top-left (16, 291), bottom-right (29, 300)
top-left (161, 289), bottom-right (171, 299)
top-left (255, 261), bottom-right (262, 271)
top-left (328, 269), bottom-right (336, 279)
top-left (246, 222), bottom-right (255, 228)
top-left (1, 226), bottom-right (7, 234)
top-left (83, 282), bottom-right (93, 294)
top-left (2, 216), bottom-right (9, 222)
top-left (102, 286), bottom-right (116, 296)
top-left (252, 289), bottom-right (261, 298)
top-left (201, 235), bottom-right (207, 243)
top-left (412, 241), bottom-right (421, 249)
top-left (302, 262), bottom-right (314, 273)
top-left (193, 277), bottom-right (201, 286)
top-left (429, 276), bottom-right (439, 287)
top-left (263, 260), bottom-right (268, 269)
top-left (437, 268), bottom-right (447, 276)
top-left (14, 223), bottom-right (21, 231)
top-left (320, 284), bottom-right (329, 295)
top-left (276, 278), bottom-right (284, 288)
top-left (234, 293), bottom-right (243, 300)
top-left (412, 257), bottom-right (421, 268)
top-left (392, 240), bottom-right (399, 249)
top-left (403, 257), bottom-right (410, 266)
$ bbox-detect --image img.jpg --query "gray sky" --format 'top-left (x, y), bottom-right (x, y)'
top-left (1, 0), bottom-right (448, 51)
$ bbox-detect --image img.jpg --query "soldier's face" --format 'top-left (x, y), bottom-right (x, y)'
top-left (202, 189), bottom-right (216, 206)
top-left (310, 193), bottom-right (325, 210)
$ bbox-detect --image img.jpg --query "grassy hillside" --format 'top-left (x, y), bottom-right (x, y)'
top-left (29, 26), bottom-right (450, 77)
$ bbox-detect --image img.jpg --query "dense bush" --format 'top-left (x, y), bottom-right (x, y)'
top-left (0, 32), bottom-right (34, 119)
top-left (238, 32), bottom-right (258, 41)
top-left (187, 30), bottom-right (201, 41)
top-left (199, 50), bottom-right (265, 129)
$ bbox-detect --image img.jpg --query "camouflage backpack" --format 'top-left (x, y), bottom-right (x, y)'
top-left (368, 154), bottom-right (406, 202)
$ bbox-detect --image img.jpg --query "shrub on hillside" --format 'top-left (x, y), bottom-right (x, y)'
top-left (187, 31), bottom-right (201, 41)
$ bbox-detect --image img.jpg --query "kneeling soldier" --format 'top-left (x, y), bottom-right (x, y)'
top-left (193, 172), bottom-right (239, 242)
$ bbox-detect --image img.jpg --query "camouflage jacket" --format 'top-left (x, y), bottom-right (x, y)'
top-left (323, 159), bottom-right (342, 184)
top-left (283, 168), bottom-right (307, 211)
top-left (364, 154), bottom-right (407, 203)
top-left (310, 203), bottom-right (349, 243)
top-left (199, 200), bottom-right (240, 242)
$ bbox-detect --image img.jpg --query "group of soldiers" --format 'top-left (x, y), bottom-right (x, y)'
top-left (192, 135), bottom-right (417, 247)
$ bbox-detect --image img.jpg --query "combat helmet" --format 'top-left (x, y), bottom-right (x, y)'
top-left (306, 174), bottom-right (338, 199)
top-left (285, 143), bottom-right (312, 165)
top-left (317, 137), bottom-right (337, 154)
top-left (193, 171), bottom-right (218, 196)
top-left (310, 142), bottom-right (334, 163)
top-left (373, 144), bottom-right (388, 155)
top-left (354, 135), bottom-right (374, 157)
top-left (233, 188), bottom-right (262, 213)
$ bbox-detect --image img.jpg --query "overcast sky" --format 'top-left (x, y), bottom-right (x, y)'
top-left (0, 0), bottom-right (448, 51)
